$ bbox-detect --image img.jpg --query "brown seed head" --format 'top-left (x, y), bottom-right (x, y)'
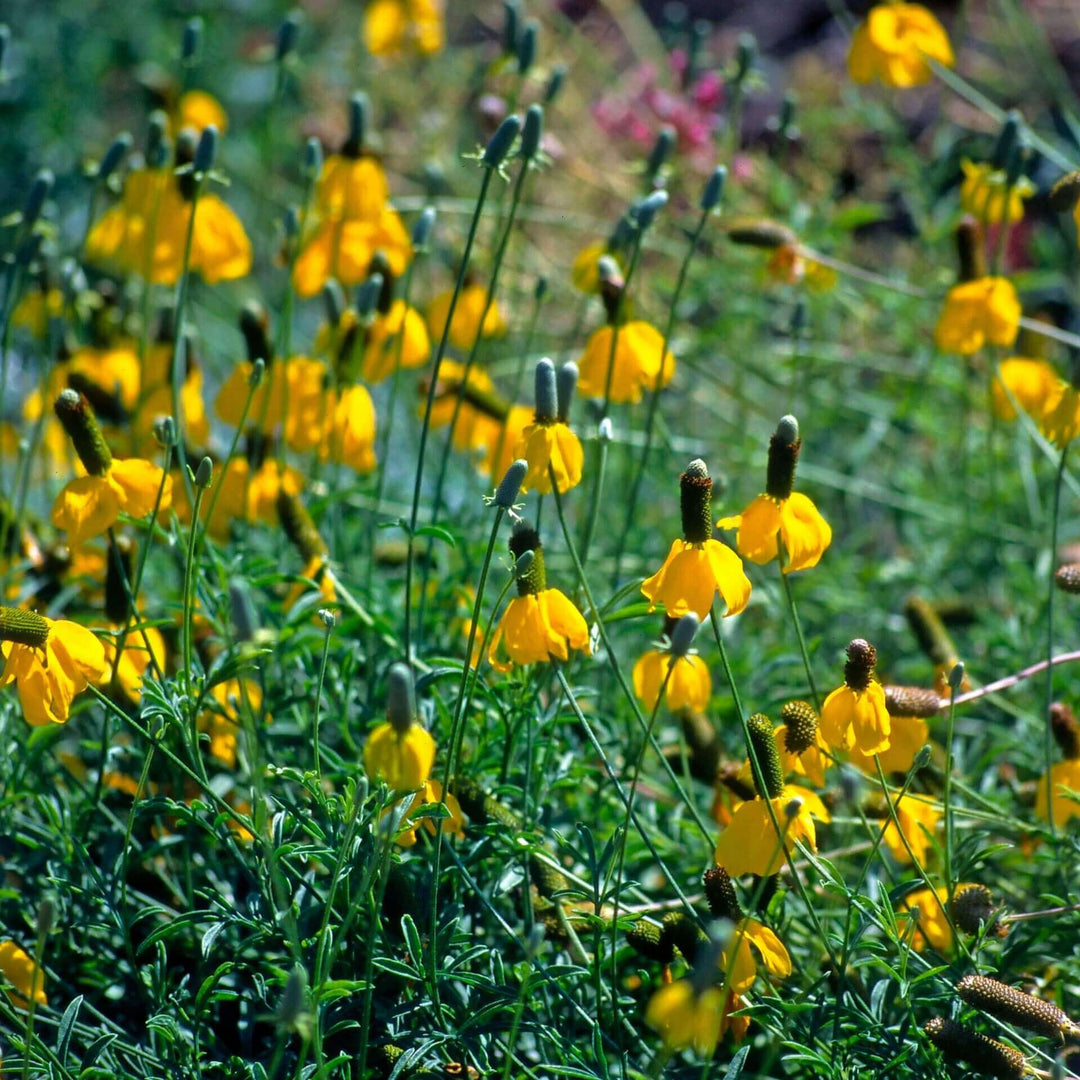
top-left (923, 1017), bottom-right (1025, 1080)
top-left (1054, 563), bottom-right (1080, 594)
top-left (956, 975), bottom-right (1075, 1039)
top-left (884, 685), bottom-right (942, 718)
top-left (703, 867), bottom-right (743, 922)
top-left (843, 639), bottom-right (877, 692)
top-left (1050, 702), bottom-right (1080, 760)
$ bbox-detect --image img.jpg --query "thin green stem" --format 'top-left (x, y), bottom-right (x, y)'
top-left (1044, 441), bottom-right (1069, 834)
top-left (404, 166), bottom-right (495, 662)
top-left (778, 545), bottom-right (821, 710)
top-left (312, 618), bottom-right (334, 782)
top-left (613, 208), bottom-right (710, 586)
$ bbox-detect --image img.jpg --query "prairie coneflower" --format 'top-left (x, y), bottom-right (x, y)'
top-left (645, 978), bottom-right (748, 1054)
top-left (198, 679), bottom-right (265, 769)
top-left (994, 357), bottom-right (1080, 450)
top-left (960, 160), bottom-right (1034, 225)
top-left (86, 135), bottom-right (250, 286)
top-left (426, 281), bottom-right (507, 352)
top-left (1035, 701), bottom-right (1080, 826)
top-left (50, 391), bottom-right (172, 549)
top-left (713, 714), bottom-right (829, 877)
top-left (363, 0), bottom-right (444, 58)
top-left (292, 95), bottom-right (411, 297)
top-left (897, 882), bottom-right (977, 953)
top-left (577, 320), bottom-right (675, 404)
top-left (515, 359), bottom-right (584, 494)
top-left (364, 664), bottom-right (436, 792)
top-left (487, 524), bottom-right (591, 672)
top-left (356, 295), bottom-right (431, 385)
top-left (847, 4), bottom-right (953, 88)
top-left (934, 277), bottom-right (1020, 355)
top-left (775, 700), bottom-right (831, 787)
top-left (703, 868), bottom-right (792, 993)
top-left (0, 940), bottom-right (46, 1011)
top-left (718, 415), bottom-right (831, 573)
top-left (393, 781), bottom-right (465, 847)
top-left (0, 606), bottom-right (107, 727)
top-left (318, 384), bottom-right (378, 474)
top-left (878, 794), bottom-right (942, 866)
top-left (633, 615), bottom-right (712, 714)
top-left (641, 460), bottom-right (751, 621)
top-left (820, 639), bottom-right (891, 755)
top-left (174, 89), bottom-right (228, 135)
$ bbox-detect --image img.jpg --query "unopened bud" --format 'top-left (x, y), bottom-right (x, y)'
top-left (544, 63), bottom-right (566, 104)
top-left (147, 111), bottom-right (170, 169)
top-left (194, 456), bottom-right (214, 490)
top-left (598, 417), bottom-right (613, 442)
top-left (321, 280), bottom-right (344, 327)
top-left (514, 549), bottom-right (535, 577)
top-left (913, 744), bottom-right (933, 772)
top-left (784, 796), bottom-right (804, 820)
top-left (947, 662), bottom-right (965, 693)
top-left (283, 204), bottom-right (300, 238)
top-left (386, 662), bottom-right (416, 734)
top-left (494, 459), bottom-right (527, 508)
top-left (503, 0), bottom-right (520, 55)
top-left (517, 20), bottom-right (537, 75)
top-left (303, 136), bottom-right (323, 180)
top-left (411, 206), bottom-right (436, 251)
top-left (633, 189), bottom-right (668, 232)
top-left (249, 358), bottom-right (265, 388)
top-left (97, 133), bottom-right (132, 183)
top-left (182, 18), bottom-right (202, 63)
top-left (645, 126), bottom-right (676, 185)
top-left (733, 33), bottom-right (756, 85)
top-left (22, 169), bottom-right (54, 230)
top-left (344, 91), bottom-right (369, 158)
top-left (534, 358), bottom-right (557, 423)
top-left (483, 115), bottom-right (521, 169)
top-left (519, 104), bottom-right (543, 161)
top-left (276, 12), bottom-right (301, 61)
top-left (355, 273), bottom-right (383, 320)
top-left (194, 125), bottom-right (218, 174)
top-left (701, 165), bottom-right (726, 212)
top-left (154, 415), bottom-right (176, 448)
top-left (319, 608), bottom-right (335, 629)
top-left (229, 579), bottom-right (258, 643)
top-left (534, 276), bottom-right (548, 301)
top-left (669, 613), bottom-right (699, 657)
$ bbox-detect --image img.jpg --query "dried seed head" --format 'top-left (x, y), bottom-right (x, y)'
top-left (780, 700), bottom-right (819, 754)
top-left (1050, 170), bottom-right (1080, 213)
top-left (950, 884), bottom-right (998, 936)
top-left (884, 685), bottom-right (942, 718)
top-left (843, 639), bottom-right (877, 692)
top-left (747, 713), bottom-right (784, 800)
top-left (725, 217), bottom-right (797, 249)
top-left (0, 606), bottom-right (51, 648)
top-left (956, 216), bottom-right (985, 283)
top-left (661, 911), bottom-right (707, 964)
top-left (680, 459), bottom-right (713, 544)
top-left (1050, 702), bottom-right (1080, 760)
top-left (923, 1017), bottom-right (1025, 1080)
top-left (530, 854), bottom-right (570, 899)
top-left (277, 491), bottom-right (327, 563)
top-left (626, 919), bottom-right (674, 964)
top-left (54, 389), bottom-right (113, 475)
top-left (703, 867), bottom-right (743, 922)
top-left (957, 975), bottom-right (1076, 1039)
top-left (1054, 563), bottom-right (1080, 594)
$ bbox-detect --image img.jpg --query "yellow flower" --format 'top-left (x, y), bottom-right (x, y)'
top-left (67, 345), bottom-right (142, 414)
top-left (319, 384), bottom-right (378, 474)
top-left (775, 723), bottom-right (831, 788)
top-left (645, 980), bottom-right (747, 1055)
top-left (427, 284), bottom-right (507, 351)
top-left (848, 713), bottom-right (928, 777)
top-left (316, 155), bottom-right (390, 221)
top-left (934, 276), bottom-right (1020, 355)
top-left (86, 168), bottom-right (250, 285)
top-left (577, 321), bottom-right (675, 404)
top-left (992, 358), bottom-right (1061, 423)
top-left (879, 794), bottom-right (941, 866)
top-left (52, 457), bottom-right (171, 549)
top-left (198, 679), bottom-right (264, 768)
top-left (481, 404), bottom-right (534, 482)
top-left (488, 526), bottom-right (591, 672)
top-left (1035, 759), bottom-right (1080, 827)
top-left (897, 883), bottom-right (975, 953)
top-left (392, 781), bottom-right (464, 847)
top-left (642, 538), bottom-right (751, 621)
top-left (713, 786), bottom-right (829, 877)
top-left (820, 639), bottom-right (891, 756)
top-left (293, 210), bottom-right (411, 298)
top-left (632, 649), bottom-right (712, 713)
top-left (360, 301), bottom-right (431, 383)
top-left (848, 4), bottom-right (954, 88)
top-left (423, 361), bottom-right (509, 456)
top-left (0, 608), bottom-right (107, 727)
top-left (364, 0), bottom-right (444, 58)
top-left (718, 416), bottom-right (831, 573)
top-left (364, 719), bottom-right (437, 792)
top-left (764, 244), bottom-right (837, 292)
top-left (12, 286), bottom-right (63, 338)
top-left (0, 940), bottom-right (46, 1011)
top-left (101, 625), bottom-right (167, 703)
top-left (960, 160), bottom-right (1034, 225)
top-left (725, 916), bottom-right (792, 993)
top-left (643, 460), bottom-right (751, 621)
top-left (175, 89), bottom-right (228, 134)
top-left (285, 556), bottom-right (338, 615)
top-left (516, 419), bottom-right (583, 494)
top-left (571, 242), bottom-right (627, 295)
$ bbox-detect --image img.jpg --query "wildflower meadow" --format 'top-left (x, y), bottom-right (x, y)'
top-left (3, 1), bottom-right (1080, 1077)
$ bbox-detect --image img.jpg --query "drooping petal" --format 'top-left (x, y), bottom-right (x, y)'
top-left (108, 458), bottom-right (173, 519)
top-left (732, 495), bottom-right (781, 565)
top-left (779, 492), bottom-right (832, 572)
top-left (51, 475), bottom-right (121, 548)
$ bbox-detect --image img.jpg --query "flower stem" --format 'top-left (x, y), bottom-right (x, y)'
top-left (1043, 441), bottom-right (1069, 835)
top-left (943, 677), bottom-right (960, 898)
top-left (404, 167), bottom-right (496, 662)
top-left (312, 617), bottom-right (334, 783)
top-left (612, 208), bottom-right (710, 586)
